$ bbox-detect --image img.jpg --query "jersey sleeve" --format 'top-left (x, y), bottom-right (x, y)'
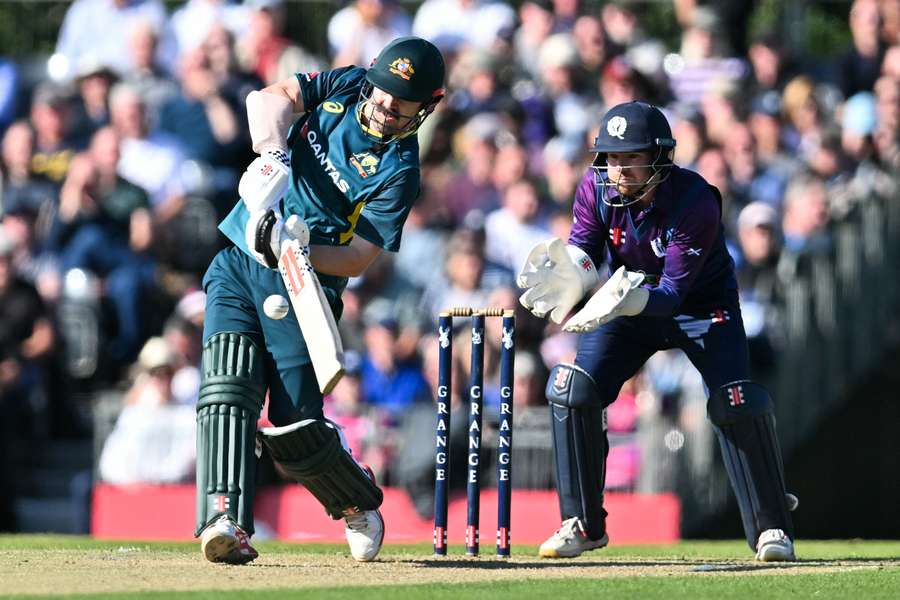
top-left (567, 169), bottom-right (608, 266)
top-left (296, 66), bottom-right (365, 111)
top-left (642, 185), bottom-right (720, 316)
top-left (353, 171), bottom-right (420, 252)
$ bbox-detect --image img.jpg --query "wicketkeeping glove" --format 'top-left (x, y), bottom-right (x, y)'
top-left (562, 266), bottom-right (649, 332)
top-left (516, 238), bottom-right (600, 324)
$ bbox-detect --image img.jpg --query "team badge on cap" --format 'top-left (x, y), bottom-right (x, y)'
top-left (389, 57), bottom-right (415, 80)
top-left (607, 116), bottom-right (628, 139)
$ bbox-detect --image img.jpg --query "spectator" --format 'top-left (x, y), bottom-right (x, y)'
top-left (747, 31), bottom-right (793, 96)
top-left (68, 58), bottom-right (118, 148)
top-left (109, 82), bottom-right (187, 221)
top-left (514, 0), bottom-right (557, 81)
top-left (441, 115), bottom-right (501, 224)
top-left (485, 179), bottom-right (550, 274)
top-left (722, 121), bottom-right (788, 210)
top-left (421, 228), bottom-right (493, 323)
top-left (167, 0), bottom-right (249, 62)
top-left (571, 14), bottom-right (608, 80)
top-left (328, 0), bottom-right (412, 69)
top-left (781, 75), bottom-right (826, 158)
top-left (735, 202), bottom-right (783, 370)
top-left (537, 33), bottom-right (593, 144)
top-left (158, 49), bottom-right (243, 171)
top-left (360, 316), bottom-right (429, 419)
top-left (54, 0), bottom-right (169, 79)
top-left (667, 6), bottom-right (747, 108)
top-left (29, 83), bottom-right (78, 185)
top-left (51, 128), bottom-right (157, 364)
top-left (123, 19), bottom-right (180, 129)
top-left (838, 0), bottom-right (886, 99)
top-left (542, 135), bottom-right (585, 207)
top-left (239, 0), bottom-right (324, 85)
top-left (412, 0), bottom-right (516, 52)
top-left (98, 336), bottom-right (196, 484)
top-left (671, 108), bottom-right (706, 168)
top-left (780, 174), bottom-right (830, 254)
top-left (1, 122), bottom-right (58, 233)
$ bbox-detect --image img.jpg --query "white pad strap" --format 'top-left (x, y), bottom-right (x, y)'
top-left (246, 90), bottom-right (295, 154)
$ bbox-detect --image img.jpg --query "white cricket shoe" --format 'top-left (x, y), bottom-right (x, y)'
top-left (200, 515), bottom-right (259, 565)
top-left (344, 508), bottom-right (385, 562)
top-left (755, 528), bottom-right (795, 562)
top-left (539, 517), bottom-right (609, 558)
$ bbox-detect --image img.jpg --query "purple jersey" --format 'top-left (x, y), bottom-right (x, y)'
top-left (569, 165), bottom-right (737, 316)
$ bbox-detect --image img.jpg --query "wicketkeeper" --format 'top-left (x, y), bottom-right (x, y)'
top-left (196, 37), bottom-right (445, 564)
top-left (518, 102), bottom-right (797, 561)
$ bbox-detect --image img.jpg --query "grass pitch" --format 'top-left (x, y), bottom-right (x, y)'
top-left (1, 536), bottom-right (898, 599)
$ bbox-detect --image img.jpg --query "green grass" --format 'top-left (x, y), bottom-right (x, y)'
top-left (1, 536), bottom-right (898, 600)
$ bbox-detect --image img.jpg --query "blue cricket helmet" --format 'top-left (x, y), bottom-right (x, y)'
top-left (591, 101), bottom-right (677, 206)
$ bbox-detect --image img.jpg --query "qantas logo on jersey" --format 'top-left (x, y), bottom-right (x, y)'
top-left (304, 129), bottom-right (350, 194)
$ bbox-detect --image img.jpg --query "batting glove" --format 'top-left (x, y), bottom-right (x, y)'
top-left (239, 149), bottom-right (291, 214)
top-left (245, 209), bottom-right (310, 269)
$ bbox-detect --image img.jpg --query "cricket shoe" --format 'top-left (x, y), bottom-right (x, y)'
top-left (538, 517), bottom-right (608, 558)
top-left (343, 466), bottom-right (385, 562)
top-left (200, 515), bottom-right (259, 565)
top-left (755, 528), bottom-right (795, 562)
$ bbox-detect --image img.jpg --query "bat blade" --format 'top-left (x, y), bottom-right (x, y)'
top-left (278, 239), bottom-right (345, 394)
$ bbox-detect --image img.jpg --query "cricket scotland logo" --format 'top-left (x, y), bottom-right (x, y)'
top-left (389, 57), bottom-right (415, 80)
top-left (607, 116), bottom-right (627, 139)
top-left (349, 152), bottom-right (379, 178)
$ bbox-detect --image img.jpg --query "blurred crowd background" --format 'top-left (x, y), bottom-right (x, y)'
top-left (1, 0), bottom-right (899, 538)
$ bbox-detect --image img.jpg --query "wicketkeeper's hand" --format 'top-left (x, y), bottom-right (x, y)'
top-left (239, 149), bottom-right (291, 214)
top-left (245, 209), bottom-right (309, 269)
top-left (562, 266), bottom-right (649, 332)
top-left (516, 238), bottom-right (600, 324)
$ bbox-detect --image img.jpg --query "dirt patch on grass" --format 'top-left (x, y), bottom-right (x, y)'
top-left (2, 548), bottom-right (897, 596)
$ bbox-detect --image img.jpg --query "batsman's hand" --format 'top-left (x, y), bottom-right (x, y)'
top-left (562, 266), bottom-right (648, 332)
top-left (239, 149), bottom-right (291, 213)
top-left (245, 209), bottom-right (309, 269)
top-left (516, 238), bottom-right (599, 324)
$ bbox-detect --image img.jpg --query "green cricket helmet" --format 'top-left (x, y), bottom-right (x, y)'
top-left (358, 36), bottom-right (446, 139)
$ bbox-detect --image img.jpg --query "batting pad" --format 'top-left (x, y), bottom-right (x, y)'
top-left (545, 363), bottom-right (609, 541)
top-left (195, 332), bottom-right (266, 536)
top-left (708, 380), bottom-right (795, 549)
top-left (259, 419), bottom-right (383, 519)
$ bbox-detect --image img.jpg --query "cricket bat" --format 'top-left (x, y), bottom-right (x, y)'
top-left (278, 216), bottom-right (345, 394)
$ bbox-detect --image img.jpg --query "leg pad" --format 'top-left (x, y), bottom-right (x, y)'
top-left (708, 380), bottom-right (794, 549)
top-left (546, 363), bottom-right (608, 541)
top-left (195, 332), bottom-right (266, 536)
top-left (260, 419), bottom-right (383, 519)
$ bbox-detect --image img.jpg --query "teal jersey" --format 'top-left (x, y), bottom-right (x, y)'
top-left (219, 66), bottom-right (422, 295)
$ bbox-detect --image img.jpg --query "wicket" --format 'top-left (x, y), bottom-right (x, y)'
top-left (434, 307), bottom-right (515, 557)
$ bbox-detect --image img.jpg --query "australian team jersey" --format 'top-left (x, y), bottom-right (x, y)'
top-left (219, 66), bottom-right (422, 294)
top-left (569, 165), bottom-right (738, 317)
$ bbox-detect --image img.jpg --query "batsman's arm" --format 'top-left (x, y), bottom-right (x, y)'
top-left (308, 236), bottom-right (383, 278)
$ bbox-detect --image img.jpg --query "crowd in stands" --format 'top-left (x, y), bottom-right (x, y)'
top-left (1, 0), bottom-right (898, 528)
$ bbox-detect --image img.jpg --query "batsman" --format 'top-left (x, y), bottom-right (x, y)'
top-left (195, 37), bottom-right (445, 564)
top-left (518, 102), bottom-right (796, 561)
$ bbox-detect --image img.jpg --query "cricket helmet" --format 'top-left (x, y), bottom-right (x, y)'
top-left (358, 36), bottom-right (446, 139)
top-left (591, 101), bottom-right (676, 206)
